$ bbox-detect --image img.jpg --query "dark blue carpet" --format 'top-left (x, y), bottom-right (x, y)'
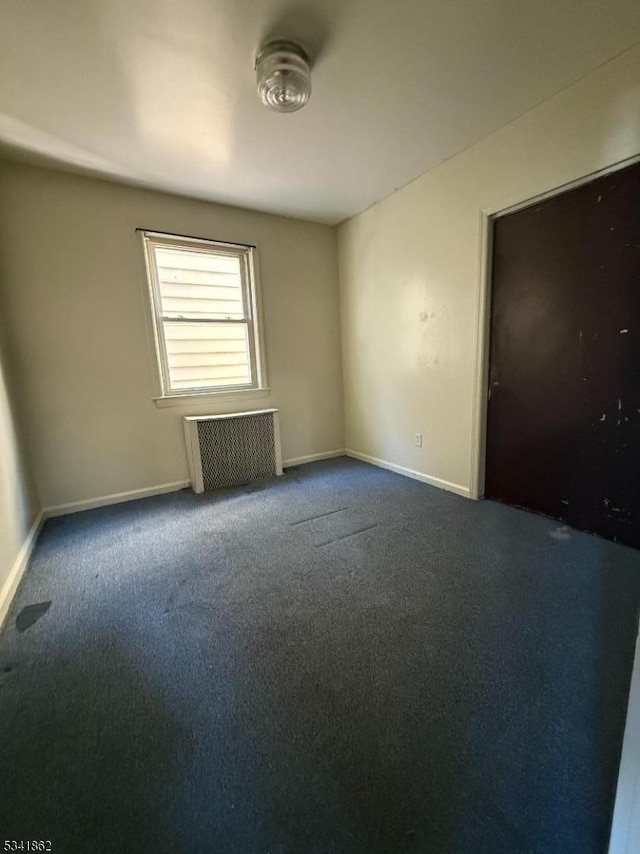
top-left (0, 457), bottom-right (639, 853)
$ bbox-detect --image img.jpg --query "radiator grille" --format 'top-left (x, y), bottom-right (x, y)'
top-left (196, 411), bottom-right (277, 490)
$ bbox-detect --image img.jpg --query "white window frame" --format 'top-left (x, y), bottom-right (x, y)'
top-left (140, 230), bottom-right (268, 402)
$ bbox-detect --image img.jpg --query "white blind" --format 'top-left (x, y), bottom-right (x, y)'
top-left (152, 245), bottom-right (252, 390)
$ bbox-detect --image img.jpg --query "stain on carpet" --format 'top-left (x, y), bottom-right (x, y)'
top-left (16, 601), bottom-right (51, 633)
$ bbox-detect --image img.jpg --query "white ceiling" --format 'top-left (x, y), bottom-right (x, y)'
top-left (1, 0), bottom-right (639, 224)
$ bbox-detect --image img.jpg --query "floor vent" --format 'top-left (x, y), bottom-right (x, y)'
top-left (183, 409), bottom-right (283, 493)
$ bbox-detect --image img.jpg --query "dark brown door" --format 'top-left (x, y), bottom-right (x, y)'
top-left (485, 160), bottom-right (640, 548)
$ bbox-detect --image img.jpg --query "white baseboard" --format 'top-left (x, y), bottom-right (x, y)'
top-left (345, 449), bottom-right (471, 498)
top-left (283, 450), bottom-right (346, 468)
top-left (44, 480), bottom-right (190, 518)
top-left (0, 510), bottom-right (45, 631)
top-left (609, 627), bottom-right (640, 854)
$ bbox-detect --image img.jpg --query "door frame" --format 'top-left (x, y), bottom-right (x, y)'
top-left (470, 151), bottom-right (640, 501)
top-left (469, 151), bottom-right (640, 854)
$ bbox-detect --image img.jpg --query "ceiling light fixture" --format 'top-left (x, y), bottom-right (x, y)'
top-left (255, 40), bottom-right (311, 113)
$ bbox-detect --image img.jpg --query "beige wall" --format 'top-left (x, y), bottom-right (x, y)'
top-left (0, 162), bottom-right (344, 509)
top-left (3, 43), bottom-right (640, 514)
top-left (338, 45), bottom-right (640, 497)
top-left (0, 308), bottom-right (40, 617)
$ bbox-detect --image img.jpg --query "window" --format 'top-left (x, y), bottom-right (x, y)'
top-left (141, 231), bottom-right (265, 398)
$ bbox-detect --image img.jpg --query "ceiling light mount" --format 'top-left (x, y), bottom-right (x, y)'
top-left (255, 40), bottom-right (311, 113)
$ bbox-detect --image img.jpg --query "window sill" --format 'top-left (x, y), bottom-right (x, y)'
top-left (153, 388), bottom-right (271, 409)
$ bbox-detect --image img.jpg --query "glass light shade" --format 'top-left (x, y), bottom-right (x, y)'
top-left (255, 40), bottom-right (311, 113)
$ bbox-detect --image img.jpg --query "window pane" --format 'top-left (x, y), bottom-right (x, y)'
top-left (162, 321), bottom-right (252, 390)
top-left (154, 246), bottom-right (245, 320)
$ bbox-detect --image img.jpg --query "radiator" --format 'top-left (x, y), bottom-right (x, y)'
top-left (183, 409), bottom-right (283, 493)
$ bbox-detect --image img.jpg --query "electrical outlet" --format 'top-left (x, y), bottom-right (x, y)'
top-left (415, 432), bottom-right (423, 447)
